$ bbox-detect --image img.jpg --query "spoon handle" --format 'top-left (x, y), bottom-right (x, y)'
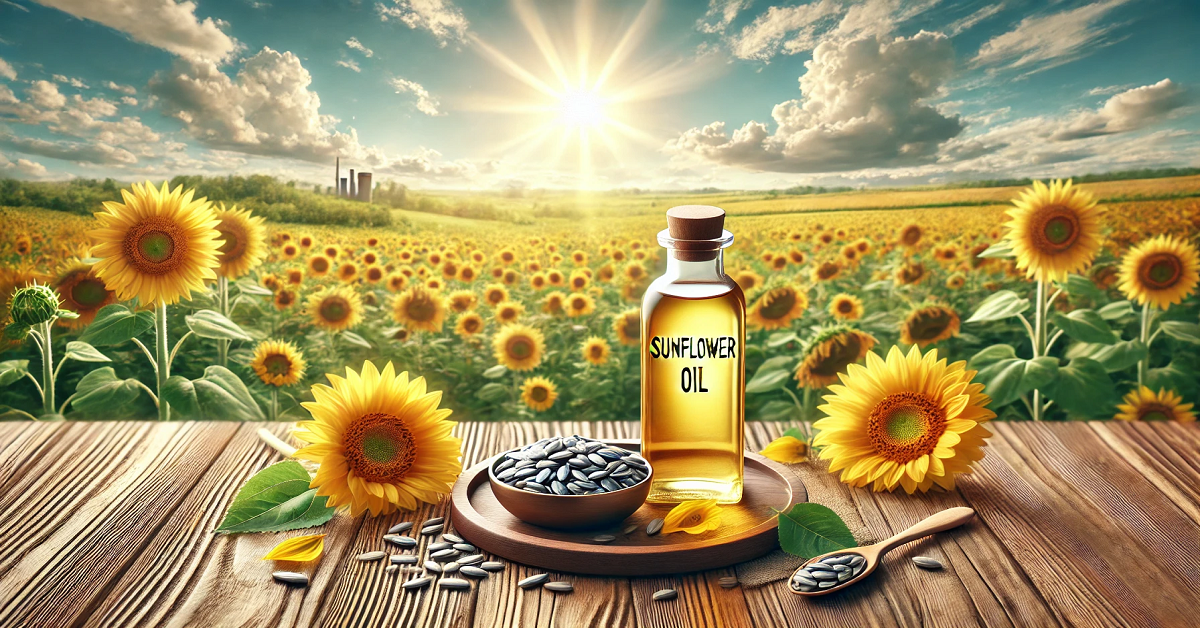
top-left (878, 507), bottom-right (975, 554)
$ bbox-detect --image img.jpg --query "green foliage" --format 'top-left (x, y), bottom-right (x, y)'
top-left (78, 304), bottom-right (154, 347)
top-left (215, 461), bottom-right (337, 533)
top-left (185, 310), bottom-right (252, 342)
top-left (969, 345), bottom-right (1059, 408)
top-left (777, 503), bottom-right (856, 559)
top-left (161, 366), bottom-right (265, 421)
top-left (69, 367), bottom-right (144, 414)
top-left (966, 290), bottom-right (1028, 323)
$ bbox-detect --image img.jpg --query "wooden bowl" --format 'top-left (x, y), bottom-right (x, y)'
top-left (487, 445), bottom-right (653, 530)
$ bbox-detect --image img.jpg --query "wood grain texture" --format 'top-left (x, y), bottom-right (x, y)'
top-left (0, 420), bottom-right (1195, 628)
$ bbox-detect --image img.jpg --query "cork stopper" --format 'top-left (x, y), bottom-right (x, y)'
top-left (665, 205), bottom-right (726, 261)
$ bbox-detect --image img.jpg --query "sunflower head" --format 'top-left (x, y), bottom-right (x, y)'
top-left (520, 376), bottom-right (558, 412)
top-left (900, 224), bottom-right (924, 247)
top-left (828, 293), bottom-right (863, 321)
top-left (307, 285), bottom-right (363, 332)
top-left (393, 285), bottom-right (448, 332)
top-left (795, 326), bottom-right (877, 389)
top-left (1115, 386), bottom-right (1196, 422)
top-left (542, 291), bottom-right (566, 315)
top-left (294, 361), bottom-right (462, 516)
top-left (1004, 179), bottom-right (1105, 283)
top-left (894, 261), bottom-right (926, 286)
top-left (492, 323), bottom-right (546, 371)
top-left (812, 261), bottom-right (841, 282)
top-left (308, 255), bottom-right (331, 277)
top-left (455, 310), bottom-right (485, 337)
top-left (748, 284), bottom-right (807, 330)
top-left (494, 300), bottom-right (524, 325)
top-left (582, 336), bottom-right (610, 365)
top-left (212, 203), bottom-right (267, 279)
top-left (484, 283), bottom-right (508, 306)
top-left (1116, 234), bottom-right (1200, 310)
top-left (53, 261), bottom-right (115, 328)
top-left (447, 289), bottom-right (477, 313)
top-left (900, 305), bottom-right (960, 348)
top-left (614, 307), bottom-right (640, 346)
top-left (273, 288), bottom-right (297, 310)
top-left (565, 292), bottom-right (595, 317)
top-left (88, 181), bottom-right (221, 305)
top-left (251, 339), bottom-right (307, 386)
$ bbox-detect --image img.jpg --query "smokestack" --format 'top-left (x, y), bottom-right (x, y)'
top-left (335, 157), bottom-right (340, 196)
top-left (358, 172), bottom-right (372, 203)
top-left (340, 177), bottom-right (348, 197)
top-left (349, 169), bottom-right (356, 199)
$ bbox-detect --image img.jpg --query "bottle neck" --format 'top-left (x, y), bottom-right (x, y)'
top-left (663, 249), bottom-right (724, 281)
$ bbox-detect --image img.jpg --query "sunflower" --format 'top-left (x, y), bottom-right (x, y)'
top-left (812, 261), bottom-right (841, 282)
top-left (828, 293), bottom-right (863, 321)
top-left (307, 286), bottom-right (363, 332)
top-left (520, 376), bottom-right (558, 412)
top-left (386, 272), bottom-right (408, 292)
top-left (900, 305), bottom-right (960, 348)
top-left (338, 262), bottom-right (359, 283)
top-left (273, 288), bottom-right (297, 310)
top-left (250, 339), bottom-right (307, 386)
top-left (88, 181), bottom-right (222, 305)
top-left (493, 324), bottom-right (545, 371)
top-left (945, 273), bottom-right (966, 290)
top-left (447, 290), bottom-right (477, 313)
top-left (212, 203), bottom-right (267, 279)
top-left (899, 224), bottom-right (923, 248)
top-left (1114, 386), bottom-right (1195, 422)
top-left (623, 262), bottom-right (647, 283)
top-left (542, 291), bottom-right (566, 315)
top-left (794, 326), bottom-right (877, 389)
top-left (52, 261), bottom-right (115, 328)
top-left (614, 308), bottom-right (640, 346)
top-left (894, 261), bottom-right (926, 286)
top-left (393, 286), bottom-right (448, 332)
top-left (1004, 179), bottom-right (1105, 283)
top-left (494, 301), bottom-right (524, 325)
top-left (293, 361), bottom-right (462, 516)
top-left (457, 264), bottom-right (478, 283)
top-left (582, 336), bottom-right (610, 365)
top-left (813, 345), bottom-right (995, 493)
top-left (734, 270), bottom-right (762, 293)
top-left (14, 234), bottom-right (33, 256)
top-left (747, 285), bottom-right (807, 330)
top-left (569, 270), bottom-right (590, 291)
top-left (455, 311), bottom-right (485, 337)
top-left (565, 292), bottom-right (595, 317)
top-left (286, 268), bottom-right (303, 285)
top-left (483, 283), bottom-right (508, 306)
top-left (1116, 234), bottom-right (1200, 310)
top-left (546, 269), bottom-right (565, 287)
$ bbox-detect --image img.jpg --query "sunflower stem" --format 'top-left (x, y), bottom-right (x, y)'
top-left (217, 276), bottom-right (229, 368)
top-left (155, 302), bottom-right (171, 421)
top-left (1137, 302), bottom-right (1152, 387)
top-left (270, 387), bottom-right (279, 421)
top-left (1031, 279), bottom-right (1048, 421)
top-left (38, 321), bottom-right (54, 416)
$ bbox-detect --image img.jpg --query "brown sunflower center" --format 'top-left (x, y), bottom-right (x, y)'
top-left (312, 257), bottom-right (329, 272)
top-left (760, 290), bottom-right (796, 320)
top-left (216, 223), bottom-right (246, 262)
top-left (1138, 253), bottom-right (1182, 290)
top-left (589, 344), bottom-right (604, 358)
top-left (276, 290), bottom-right (295, 306)
top-left (571, 297), bottom-right (587, 310)
top-left (1136, 404), bottom-right (1174, 421)
top-left (901, 226), bottom-right (922, 246)
top-left (463, 318), bottom-right (480, 332)
top-left (810, 334), bottom-right (863, 377)
top-left (623, 316), bottom-right (640, 341)
top-left (507, 336), bottom-right (534, 360)
top-left (263, 353), bottom-right (293, 376)
top-left (907, 309), bottom-right (953, 341)
top-left (406, 295), bottom-right (436, 322)
top-left (71, 277), bottom-right (110, 307)
top-left (1031, 204), bottom-right (1081, 252)
top-left (868, 391), bottom-right (946, 462)
top-left (817, 263), bottom-right (839, 280)
top-left (320, 296), bottom-right (351, 322)
top-left (837, 299), bottom-right (854, 314)
top-left (343, 413), bottom-right (417, 482)
top-left (530, 386), bottom-right (549, 402)
top-left (125, 218), bottom-right (186, 274)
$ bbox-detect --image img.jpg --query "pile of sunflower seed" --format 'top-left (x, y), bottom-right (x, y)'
top-left (790, 553), bottom-right (866, 593)
top-left (493, 436), bottom-right (650, 495)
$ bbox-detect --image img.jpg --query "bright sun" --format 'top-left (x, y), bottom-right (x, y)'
top-left (557, 89), bottom-right (605, 128)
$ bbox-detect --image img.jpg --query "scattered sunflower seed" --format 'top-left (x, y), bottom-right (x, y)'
top-left (460, 566), bottom-right (489, 578)
top-left (442, 533), bottom-right (464, 544)
top-left (391, 555), bottom-right (418, 565)
top-left (439, 578), bottom-right (471, 590)
top-left (272, 571), bottom-right (308, 586)
top-left (421, 525), bottom-right (444, 536)
top-left (458, 554), bottom-right (484, 565)
top-left (652, 589), bottom-right (678, 601)
top-left (494, 437), bottom-right (650, 495)
top-left (385, 535), bottom-right (417, 548)
top-left (592, 534), bottom-right (616, 543)
top-left (385, 565), bottom-right (400, 574)
top-left (443, 562), bottom-right (460, 574)
top-left (387, 522), bottom-right (414, 534)
top-left (428, 542), bottom-right (452, 552)
top-left (544, 581), bottom-right (574, 593)
top-left (357, 551), bottom-right (386, 562)
top-left (431, 549), bottom-right (459, 561)
top-left (519, 573), bottom-right (549, 589)
top-left (623, 524), bottom-right (638, 535)
top-left (646, 518), bottom-right (665, 535)
top-left (912, 556), bottom-right (944, 570)
top-left (402, 576), bottom-right (432, 590)
top-left (481, 561), bottom-right (505, 572)
top-left (424, 517), bottom-right (445, 526)
top-left (424, 561), bottom-right (442, 574)
top-left (718, 576), bottom-right (739, 588)
top-left (452, 543), bottom-right (476, 553)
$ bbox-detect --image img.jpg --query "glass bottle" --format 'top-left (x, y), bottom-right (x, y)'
top-left (641, 205), bottom-right (745, 504)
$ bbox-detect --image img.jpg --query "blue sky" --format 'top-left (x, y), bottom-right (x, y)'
top-left (0, 0), bottom-right (1197, 189)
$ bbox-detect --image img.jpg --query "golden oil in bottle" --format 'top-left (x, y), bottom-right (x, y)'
top-left (641, 206), bottom-right (745, 504)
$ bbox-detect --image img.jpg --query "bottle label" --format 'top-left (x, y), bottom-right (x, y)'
top-left (648, 335), bottom-right (737, 393)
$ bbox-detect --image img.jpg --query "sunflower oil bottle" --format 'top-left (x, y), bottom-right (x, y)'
top-left (641, 206), bottom-right (745, 503)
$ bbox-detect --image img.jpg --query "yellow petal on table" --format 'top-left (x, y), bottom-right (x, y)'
top-left (262, 534), bottom-right (326, 562)
top-left (759, 435), bottom-right (809, 464)
top-left (662, 499), bottom-right (722, 535)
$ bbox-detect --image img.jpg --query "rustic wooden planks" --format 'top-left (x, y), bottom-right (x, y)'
top-left (0, 420), bottom-right (1195, 628)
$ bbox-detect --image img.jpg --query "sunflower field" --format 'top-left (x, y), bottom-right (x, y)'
top-left (2, 176), bottom-right (1199, 425)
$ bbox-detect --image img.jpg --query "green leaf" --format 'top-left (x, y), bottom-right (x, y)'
top-left (185, 310), bottom-right (252, 342)
top-left (64, 341), bottom-right (110, 363)
top-left (3, 323), bottom-right (29, 340)
top-left (235, 280), bottom-right (274, 297)
top-left (1146, 361), bottom-right (1197, 396)
top-left (341, 331), bottom-right (371, 348)
top-left (192, 366), bottom-right (264, 420)
top-left (0, 360), bottom-right (30, 387)
top-left (1158, 321), bottom-right (1200, 345)
top-left (1097, 300), bottom-right (1135, 321)
top-left (70, 367), bottom-right (144, 413)
top-left (1051, 309), bottom-right (1116, 344)
top-left (160, 375), bottom-right (200, 418)
top-left (777, 503), bottom-right (855, 559)
top-left (1059, 274), bottom-right (1103, 302)
top-left (766, 332), bottom-right (798, 349)
top-left (782, 426), bottom-right (807, 441)
top-left (758, 400), bottom-right (796, 421)
top-left (966, 290), bottom-right (1029, 323)
top-left (481, 364), bottom-right (508, 379)
top-left (79, 304), bottom-right (154, 347)
top-left (476, 382), bottom-right (509, 403)
top-left (747, 369), bottom-right (791, 394)
top-left (1042, 358), bottom-right (1118, 418)
top-left (1067, 340), bottom-right (1147, 373)
top-left (215, 460), bottom-right (336, 533)
top-left (969, 345), bottom-right (1058, 407)
top-left (56, 309), bottom-right (79, 320)
top-left (977, 240), bottom-right (1014, 259)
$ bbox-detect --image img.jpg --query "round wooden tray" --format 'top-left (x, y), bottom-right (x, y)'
top-left (449, 439), bottom-right (806, 576)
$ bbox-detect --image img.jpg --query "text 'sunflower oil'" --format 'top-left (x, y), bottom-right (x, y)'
top-left (641, 206), bottom-right (745, 503)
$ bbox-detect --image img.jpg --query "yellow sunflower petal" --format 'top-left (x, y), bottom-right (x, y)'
top-left (262, 534), bottom-right (325, 562)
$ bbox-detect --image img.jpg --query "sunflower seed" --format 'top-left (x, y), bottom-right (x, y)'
top-left (443, 562), bottom-right (460, 574)
top-left (519, 573), bottom-right (549, 589)
top-left (403, 576), bottom-right (432, 590)
top-left (460, 566), bottom-right (489, 578)
top-left (824, 555), bottom-right (853, 565)
top-left (912, 556), bottom-right (943, 570)
top-left (793, 574), bottom-right (817, 587)
top-left (563, 437), bottom-right (578, 447)
top-left (592, 534), bottom-right (616, 543)
top-left (849, 555), bottom-right (865, 568)
top-left (497, 468), bottom-right (517, 481)
top-left (424, 517), bottom-right (444, 526)
top-left (652, 589), bottom-right (677, 601)
top-left (424, 561), bottom-right (442, 573)
top-left (610, 468), bottom-right (634, 479)
top-left (647, 518), bottom-right (664, 535)
top-left (545, 581), bottom-right (574, 593)
top-left (428, 542), bottom-right (452, 552)
top-left (391, 555), bottom-right (418, 565)
top-left (545, 439), bottom-right (564, 454)
top-left (621, 456), bottom-right (647, 469)
top-left (623, 524), bottom-right (638, 535)
top-left (386, 565), bottom-right (400, 574)
top-left (587, 453), bottom-right (607, 466)
top-left (505, 452), bottom-right (526, 461)
top-left (584, 442), bottom-right (604, 453)
top-left (421, 524), bottom-right (443, 535)
top-left (600, 478), bottom-right (622, 492)
top-left (534, 468), bottom-right (552, 484)
top-left (440, 578), bottom-right (471, 590)
top-left (514, 467), bottom-right (539, 479)
top-left (551, 480), bottom-right (569, 495)
top-left (272, 571), bottom-right (308, 585)
top-left (527, 448), bottom-right (547, 460)
top-left (831, 564), bottom-right (850, 572)
top-left (718, 576), bottom-right (739, 588)
top-left (452, 543), bottom-right (475, 552)
top-left (549, 450), bottom-right (574, 461)
top-left (575, 480), bottom-right (598, 490)
top-left (818, 580), bottom-right (839, 589)
top-left (495, 458), bottom-right (516, 473)
top-left (357, 551), bottom-right (386, 562)
top-left (587, 469), bottom-right (610, 480)
top-left (442, 533), bottom-right (464, 543)
top-left (523, 482), bottom-right (547, 494)
top-left (515, 481), bottom-right (527, 489)
top-left (459, 554), bottom-right (484, 565)
top-left (810, 570), bottom-right (838, 580)
top-left (536, 460), bottom-right (558, 469)
top-left (386, 535), bottom-right (417, 548)
top-left (570, 469), bottom-right (589, 482)
top-left (555, 465), bottom-right (571, 482)
top-left (388, 522), bottom-right (414, 534)
top-left (431, 549), bottom-right (458, 561)
top-left (481, 561), bottom-right (505, 572)
top-left (515, 460), bottom-right (536, 470)
top-left (567, 482), bottom-right (584, 494)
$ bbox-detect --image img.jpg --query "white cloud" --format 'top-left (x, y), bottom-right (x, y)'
top-left (946, 3), bottom-right (1003, 36)
top-left (33, 0), bottom-right (238, 63)
top-left (389, 77), bottom-right (443, 116)
top-left (335, 59), bottom-right (362, 73)
top-left (346, 37), bottom-right (374, 57)
top-left (27, 80), bottom-right (67, 109)
top-left (70, 94), bottom-right (118, 117)
top-left (121, 96), bottom-right (139, 106)
top-left (0, 134), bottom-right (138, 165)
top-left (697, 0), bottom-right (751, 34)
top-left (972, 0), bottom-right (1130, 74)
top-left (104, 81), bottom-right (137, 95)
top-left (0, 85), bottom-right (17, 105)
top-left (0, 58), bottom-right (16, 81)
top-left (376, 0), bottom-right (468, 45)
top-left (1087, 84), bottom-right (1133, 97)
top-left (728, 0), bottom-right (841, 61)
top-left (1051, 79), bottom-right (1189, 141)
top-left (52, 74), bottom-right (89, 89)
top-left (669, 31), bottom-right (962, 173)
top-left (0, 152), bottom-right (49, 178)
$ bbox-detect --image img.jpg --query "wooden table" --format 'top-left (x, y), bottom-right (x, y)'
top-left (0, 421), bottom-right (1196, 628)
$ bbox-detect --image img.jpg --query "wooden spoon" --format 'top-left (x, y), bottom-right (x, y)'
top-left (789, 506), bottom-right (976, 597)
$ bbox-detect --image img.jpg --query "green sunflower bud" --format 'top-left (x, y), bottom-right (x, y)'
top-left (9, 283), bottom-right (61, 327)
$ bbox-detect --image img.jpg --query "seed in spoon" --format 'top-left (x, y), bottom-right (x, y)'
top-left (912, 556), bottom-right (944, 570)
